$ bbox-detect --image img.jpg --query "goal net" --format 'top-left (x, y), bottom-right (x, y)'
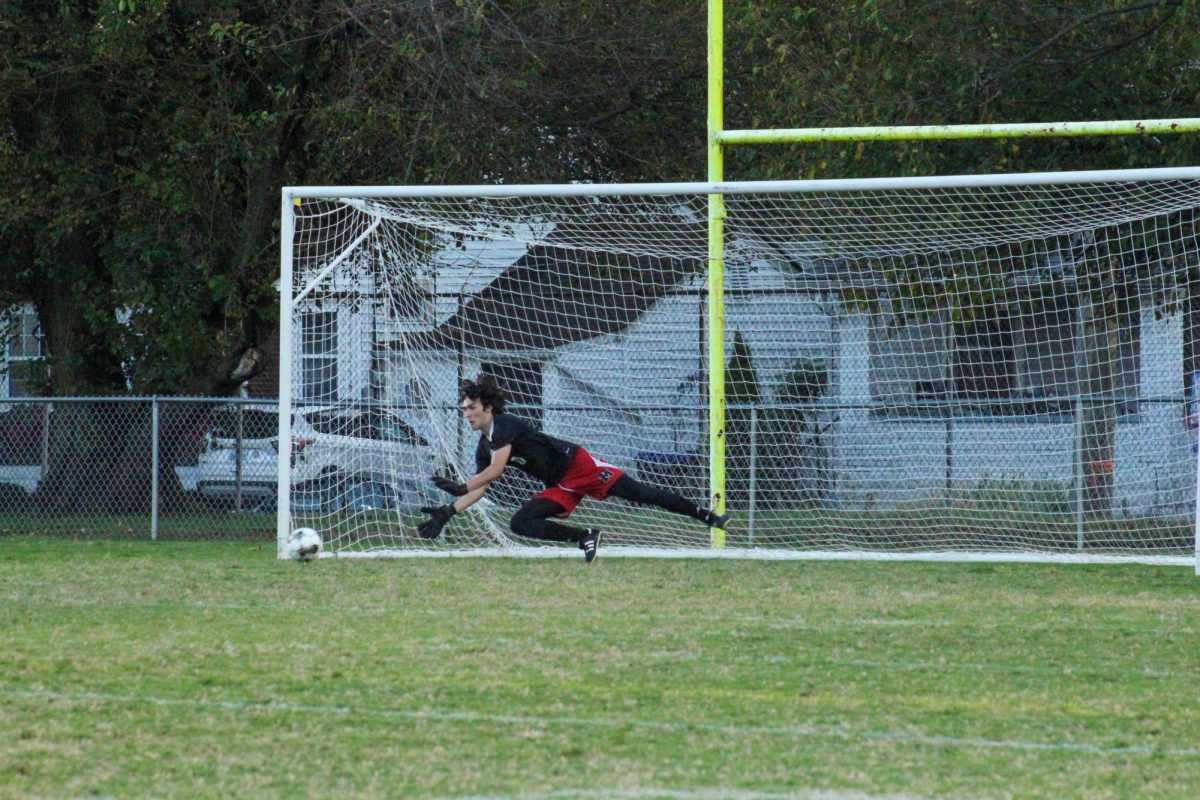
top-left (280, 169), bottom-right (1200, 565)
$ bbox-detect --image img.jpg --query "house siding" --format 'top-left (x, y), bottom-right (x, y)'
top-left (827, 307), bottom-right (1188, 516)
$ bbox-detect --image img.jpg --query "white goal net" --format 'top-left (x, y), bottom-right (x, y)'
top-left (280, 170), bottom-right (1200, 565)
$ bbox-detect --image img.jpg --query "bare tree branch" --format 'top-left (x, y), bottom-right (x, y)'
top-left (983, 0), bottom-right (1182, 88)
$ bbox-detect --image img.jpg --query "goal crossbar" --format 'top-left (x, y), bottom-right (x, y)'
top-left (284, 167), bottom-right (1200, 201)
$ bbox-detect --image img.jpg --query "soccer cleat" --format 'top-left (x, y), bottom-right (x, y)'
top-left (704, 510), bottom-right (730, 529)
top-left (579, 528), bottom-right (602, 563)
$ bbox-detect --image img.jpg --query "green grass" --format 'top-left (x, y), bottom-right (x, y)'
top-left (1, 538), bottom-right (1198, 799)
top-left (0, 511), bottom-right (275, 540)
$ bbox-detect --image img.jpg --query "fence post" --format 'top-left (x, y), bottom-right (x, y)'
top-left (151, 396), bottom-right (160, 541)
top-left (748, 406), bottom-right (757, 546)
top-left (1074, 396), bottom-right (1084, 550)
top-left (40, 401), bottom-right (50, 477)
top-left (235, 399), bottom-right (245, 512)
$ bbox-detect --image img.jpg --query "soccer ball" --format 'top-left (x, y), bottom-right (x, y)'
top-left (287, 527), bottom-right (322, 562)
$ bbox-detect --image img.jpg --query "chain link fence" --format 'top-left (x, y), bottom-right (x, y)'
top-left (0, 395), bottom-right (1194, 549)
top-left (0, 397), bottom-right (280, 541)
top-left (645, 397), bottom-right (1196, 552)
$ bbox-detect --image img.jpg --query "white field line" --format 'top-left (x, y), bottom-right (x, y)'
top-left (325, 546), bottom-right (1195, 566)
top-left (445, 789), bottom-right (936, 800)
top-left (5, 687), bottom-right (1199, 759)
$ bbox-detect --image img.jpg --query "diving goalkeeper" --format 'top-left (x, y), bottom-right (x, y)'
top-left (417, 375), bottom-right (729, 562)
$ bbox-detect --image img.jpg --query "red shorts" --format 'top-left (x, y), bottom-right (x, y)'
top-left (535, 447), bottom-right (625, 517)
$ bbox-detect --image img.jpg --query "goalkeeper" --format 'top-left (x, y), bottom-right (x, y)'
top-left (418, 375), bottom-right (729, 562)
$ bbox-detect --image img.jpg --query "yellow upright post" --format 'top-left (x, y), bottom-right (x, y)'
top-left (707, 0), bottom-right (727, 547)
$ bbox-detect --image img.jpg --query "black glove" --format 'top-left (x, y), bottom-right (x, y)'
top-left (417, 504), bottom-right (456, 539)
top-left (432, 475), bottom-right (469, 497)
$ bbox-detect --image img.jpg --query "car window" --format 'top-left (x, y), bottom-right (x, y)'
top-left (306, 411), bottom-right (336, 435)
top-left (209, 409), bottom-right (278, 439)
top-left (300, 408), bottom-right (428, 446)
top-left (309, 410), bottom-right (386, 440)
top-left (378, 414), bottom-right (429, 446)
top-left (307, 410), bottom-right (367, 438)
top-left (355, 414), bottom-right (380, 439)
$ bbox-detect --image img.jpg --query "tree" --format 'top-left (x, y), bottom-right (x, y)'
top-left (723, 330), bottom-right (760, 509)
top-left (0, 0), bottom-right (708, 398)
top-left (722, 1), bottom-right (1200, 180)
top-left (761, 358), bottom-right (831, 510)
top-left (0, 0), bottom-right (708, 511)
top-left (4, 1), bottom-right (1198, 515)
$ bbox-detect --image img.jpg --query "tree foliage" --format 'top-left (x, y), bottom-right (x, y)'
top-left (2, 0), bottom-right (1199, 398)
top-left (723, 329), bottom-right (759, 508)
top-left (0, 0), bottom-right (706, 395)
top-left (724, 0), bottom-right (1200, 179)
top-left (762, 359), bottom-right (831, 511)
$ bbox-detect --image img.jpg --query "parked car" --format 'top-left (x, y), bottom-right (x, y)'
top-left (196, 406), bottom-right (446, 510)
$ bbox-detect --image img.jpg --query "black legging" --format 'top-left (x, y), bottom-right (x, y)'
top-left (508, 475), bottom-right (707, 543)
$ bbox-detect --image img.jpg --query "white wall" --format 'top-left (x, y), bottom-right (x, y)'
top-left (826, 306), bottom-right (1190, 515)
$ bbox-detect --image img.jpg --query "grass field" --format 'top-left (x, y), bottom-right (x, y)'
top-left (1, 538), bottom-right (1198, 799)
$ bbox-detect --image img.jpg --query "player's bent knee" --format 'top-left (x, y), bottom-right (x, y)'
top-left (509, 505), bottom-right (538, 537)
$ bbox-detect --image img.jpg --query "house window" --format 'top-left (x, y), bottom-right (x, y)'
top-left (871, 292), bottom-right (1140, 418)
top-left (301, 310), bottom-right (338, 401)
top-left (5, 306), bottom-right (46, 397)
top-left (953, 309), bottom-right (1015, 405)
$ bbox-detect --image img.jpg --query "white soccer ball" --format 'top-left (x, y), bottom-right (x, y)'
top-left (287, 527), bottom-right (323, 562)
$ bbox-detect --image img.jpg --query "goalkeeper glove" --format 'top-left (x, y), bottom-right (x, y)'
top-left (417, 504), bottom-right (455, 540)
top-left (431, 475), bottom-right (469, 496)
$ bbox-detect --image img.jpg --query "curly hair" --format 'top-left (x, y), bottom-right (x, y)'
top-left (459, 374), bottom-right (506, 413)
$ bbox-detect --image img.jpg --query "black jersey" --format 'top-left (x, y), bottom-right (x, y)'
top-left (475, 413), bottom-right (579, 486)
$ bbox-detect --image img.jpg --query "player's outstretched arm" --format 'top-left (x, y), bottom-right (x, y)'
top-left (420, 445), bottom-right (510, 539)
top-left (467, 444), bottom-right (511, 492)
top-left (429, 444), bottom-right (512, 499)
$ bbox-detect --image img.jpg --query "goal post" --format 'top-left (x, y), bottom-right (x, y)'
top-left (280, 170), bottom-right (1200, 567)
